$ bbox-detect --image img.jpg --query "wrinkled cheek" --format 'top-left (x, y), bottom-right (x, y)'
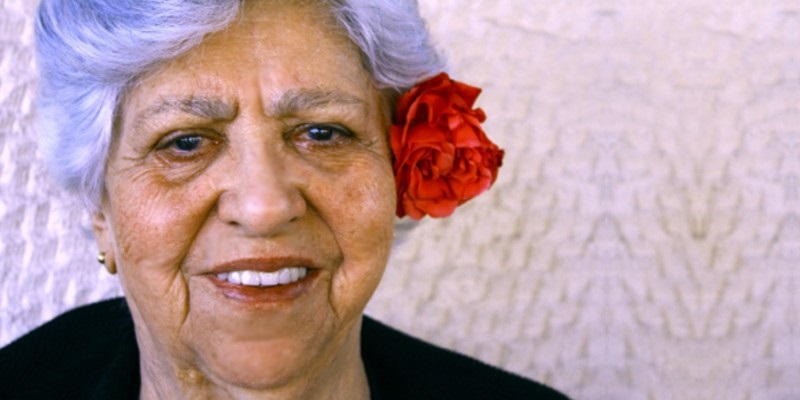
top-left (106, 180), bottom-right (210, 346)
top-left (111, 191), bottom-right (190, 276)
top-left (327, 166), bottom-right (395, 318)
top-left (111, 218), bottom-right (195, 358)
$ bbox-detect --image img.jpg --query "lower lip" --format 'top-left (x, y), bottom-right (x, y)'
top-left (209, 270), bottom-right (319, 305)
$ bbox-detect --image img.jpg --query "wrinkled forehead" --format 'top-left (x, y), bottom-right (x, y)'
top-left (229, 0), bottom-right (394, 108)
top-left (114, 0), bottom-right (390, 133)
top-left (138, 3), bottom-right (382, 96)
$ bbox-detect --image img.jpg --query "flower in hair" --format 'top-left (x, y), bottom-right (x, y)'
top-left (391, 72), bottom-right (504, 220)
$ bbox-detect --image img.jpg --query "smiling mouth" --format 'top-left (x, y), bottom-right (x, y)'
top-left (208, 257), bottom-right (321, 304)
top-left (216, 267), bottom-right (308, 287)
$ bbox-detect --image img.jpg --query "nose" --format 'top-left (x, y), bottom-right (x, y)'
top-left (217, 143), bottom-right (307, 237)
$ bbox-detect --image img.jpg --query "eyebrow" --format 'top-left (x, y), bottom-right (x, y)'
top-left (134, 96), bottom-right (238, 128)
top-left (132, 88), bottom-right (366, 129)
top-left (270, 88), bottom-right (366, 117)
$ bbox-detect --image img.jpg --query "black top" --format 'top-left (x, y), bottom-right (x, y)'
top-left (0, 298), bottom-right (569, 399)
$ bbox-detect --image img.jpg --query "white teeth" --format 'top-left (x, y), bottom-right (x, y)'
top-left (259, 271), bottom-right (278, 286)
top-left (217, 267), bottom-right (308, 287)
top-left (240, 270), bottom-right (260, 286)
top-left (229, 271), bottom-right (242, 284)
top-left (278, 269), bottom-right (292, 285)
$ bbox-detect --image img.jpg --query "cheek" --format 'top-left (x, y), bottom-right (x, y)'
top-left (342, 155), bottom-right (395, 241)
top-left (106, 171), bottom-right (214, 293)
top-left (105, 170), bottom-right (222, 357)
top-left (340, 178), bottom-right (395, 253)
top-left (319, 156), bottom-right (396, 313)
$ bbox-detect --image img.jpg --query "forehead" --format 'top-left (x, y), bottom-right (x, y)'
top-left (222, 0), bottom-right (347, 52)
top-left (122, 0), bottom-right (375, 117)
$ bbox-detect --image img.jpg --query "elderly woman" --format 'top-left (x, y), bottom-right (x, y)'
top-left (0, 0), bottom-right (567, 399)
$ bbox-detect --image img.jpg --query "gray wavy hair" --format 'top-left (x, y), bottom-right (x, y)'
top-left (35, 0), bottom-right (445, 211)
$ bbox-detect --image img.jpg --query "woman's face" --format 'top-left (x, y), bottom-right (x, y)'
top-left (92, 1), bottom-right (395, 392)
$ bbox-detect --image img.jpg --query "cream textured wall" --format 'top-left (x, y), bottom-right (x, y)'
top-left (1, 1), bottom-right (799, 399)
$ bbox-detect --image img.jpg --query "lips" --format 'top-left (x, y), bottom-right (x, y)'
top-left (207, 257), bottom-right (320, 304)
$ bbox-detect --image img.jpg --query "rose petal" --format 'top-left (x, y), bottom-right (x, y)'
top-left (451, 124), bottom-right (482, 148)
top-left (411, 197), bottom-right (459, 218)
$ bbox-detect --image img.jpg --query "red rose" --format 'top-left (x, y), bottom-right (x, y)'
top-left (391, 72), bottom-right (504, 219)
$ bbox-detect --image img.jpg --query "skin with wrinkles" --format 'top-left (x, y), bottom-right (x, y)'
top-left (91, 2), bottom-right (395, 399)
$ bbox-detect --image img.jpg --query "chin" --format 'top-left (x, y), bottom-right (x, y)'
top-left (186, 316), bottom-right (360, 391)
top-left (200, 339), bottom-right (313, 389)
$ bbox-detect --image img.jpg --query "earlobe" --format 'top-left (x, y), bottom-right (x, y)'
top-left (91, 211), bottom-right (117, 275)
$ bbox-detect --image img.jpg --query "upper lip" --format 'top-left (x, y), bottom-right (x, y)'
top-left (208, 257), bottom-right (321, 275)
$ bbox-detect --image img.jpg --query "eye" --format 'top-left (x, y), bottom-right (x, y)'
top-left (173, 135), bottom-right (202, 152)
top-left (292, 124), bottom-right (355, 146)
top-left (155, 132), bottom-right (221, 162)
top-left (307, 126), bottom-right (336, 142)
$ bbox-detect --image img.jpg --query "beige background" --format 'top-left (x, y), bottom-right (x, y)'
top-left (2, 1), bottom-right (800, 399)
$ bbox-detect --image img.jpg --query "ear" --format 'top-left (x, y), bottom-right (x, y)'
top-left (92, 210), bottom-right (117, 275)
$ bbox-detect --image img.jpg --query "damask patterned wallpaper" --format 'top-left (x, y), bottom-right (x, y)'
top-left (1, 1), bottom-right (798, 399)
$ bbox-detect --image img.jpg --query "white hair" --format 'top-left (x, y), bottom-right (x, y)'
top-left (35, 0), bottom-right (445, 211)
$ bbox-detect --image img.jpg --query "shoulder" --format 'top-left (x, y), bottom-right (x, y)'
top-left (361, 316), bottom-right (570, 400)
top-left (0, 298), bottom-right (139, 399)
